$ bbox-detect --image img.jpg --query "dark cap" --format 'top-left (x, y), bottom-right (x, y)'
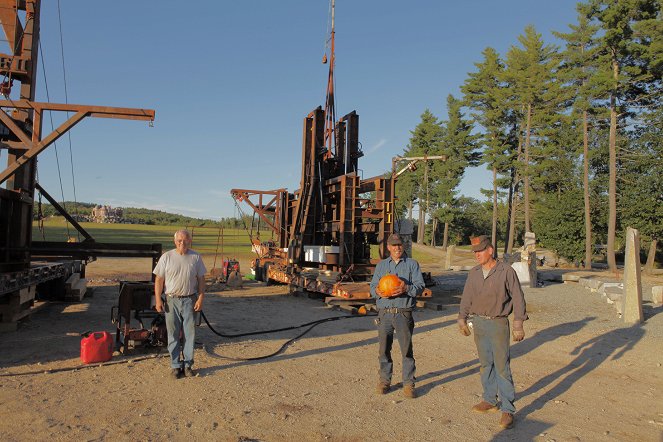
top-left (470, 235), bottom-right (492, 252)
top-left (387, 233), bottom-right (403, 245)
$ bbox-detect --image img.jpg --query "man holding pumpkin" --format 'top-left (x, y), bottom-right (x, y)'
top-left (370, 233), bottom-right (425, 398)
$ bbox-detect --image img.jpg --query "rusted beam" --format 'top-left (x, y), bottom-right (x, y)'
top-left (35, 182), bottom-right (93, 242)
top-left (0, 110), bottom-right (86, 185)
top-left (0, 102), bottom-right (156, 185)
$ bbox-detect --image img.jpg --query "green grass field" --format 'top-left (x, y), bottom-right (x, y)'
top-left (33, 218), bottom-right (269, 261)
top-left (33, 217), bottom-right (438, 264)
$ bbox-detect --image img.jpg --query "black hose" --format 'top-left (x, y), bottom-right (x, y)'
top-left (200, 310), bottom-right (371, 338)
top-left (0, 310), bottom-right (375, 375)
top-left (200, 309), bottom-right (375, 361)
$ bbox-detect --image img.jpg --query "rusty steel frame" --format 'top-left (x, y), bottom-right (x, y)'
top-left (0, 0), bottom-right (157, 295)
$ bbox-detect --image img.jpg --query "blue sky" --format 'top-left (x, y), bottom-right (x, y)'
top-left (27, 0), bottom-right (581, 219)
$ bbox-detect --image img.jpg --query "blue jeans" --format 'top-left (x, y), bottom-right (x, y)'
top-left (377, 310), bottom-right (416, 385)
top-left (164, 295), bottom-right (197, 369)
top-left (472, 316), bottom-right (516, 413)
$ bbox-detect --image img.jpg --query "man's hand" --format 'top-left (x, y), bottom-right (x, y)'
top-left (512, 320), bottom-right (525, 341)
top-left (376, 280), bottom-right (406, 298)
top-left (392, 280), bottom-right (407, 296)
top-left (457, 318), bottom-right (471, 336)
top-left (512, 328), bottom-right (525, 342)
top-left (194, 295), bottom-right (204, 312)
top-left (155, 299), bottom-right (164, 313)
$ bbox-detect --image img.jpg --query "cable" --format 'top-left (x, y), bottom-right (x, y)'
top-left (57, 0), bottom-right (81, 241)
top-left (200, 310), bottom-right (374, 361)
top-left (38, 42), bottom-right (71, 239)
top-left (0, 311), bottom-right (375, 375)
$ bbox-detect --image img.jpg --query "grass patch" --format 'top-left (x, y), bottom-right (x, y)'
top-left (34, 218), bottom-right (440, 265)
top-left (33, 218), bottom-right (271, 261)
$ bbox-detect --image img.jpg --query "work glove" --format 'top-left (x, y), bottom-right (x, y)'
top-left (512, 320), bottom-right (525, 342)
top-left (457, 318), bottom-right (471, 336)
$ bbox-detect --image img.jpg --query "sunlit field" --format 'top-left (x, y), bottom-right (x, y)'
top-left (33, 217), bottom-right (438, 264)
top-left (33, 217), bottom-right (270, 262)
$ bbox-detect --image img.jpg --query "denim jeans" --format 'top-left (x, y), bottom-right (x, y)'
top-left (377, 310), bottom-right (416, 385)
top-left (472, 316), bottom-right (516, 413)
top-left (164, 295), bottom-right (197, 369)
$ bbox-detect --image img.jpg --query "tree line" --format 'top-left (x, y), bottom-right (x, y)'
top-left (34, 201), bottom-right (251, 229)
top-left (396, 0), bottom-right (661, 270)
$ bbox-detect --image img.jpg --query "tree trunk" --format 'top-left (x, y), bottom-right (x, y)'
top-left (524, 102), bottom-right (532, 233)
top-left (443, 221), bottom-right (449, 250)
top-left (508, 190), bottom-right (519, 253)
top-left (504, 168), bottom-right (514, 256)
top-left (582, 110), bottom-right (592, 270)
top-left (645, 239), bottom-right (658, 275)
top-left (607, 59), bottom-right (619, 273)
top-left (431, 218), bottom-right (437, 247)
top-left (492, 166), bottom-right (498, 259)
top-left (507, 130), bottom-right (523, 255)
top-left (417, 204), bottom-right (426, 244)
top-left (407, 201), bottom-right (413, 220)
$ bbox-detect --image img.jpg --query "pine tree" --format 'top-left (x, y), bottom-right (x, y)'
top-left (398, 109), bottom-right (444, 243)
top-left (503, 25), bottom-right (560, 234)
top-left (461, 47), bottom-right (510, 251)
top-left (554, 10), bottom-right (601, 269)
top-left (431, 94), bottom-right (480, 248)
top-left (583, 0), bottom-right (660, 272)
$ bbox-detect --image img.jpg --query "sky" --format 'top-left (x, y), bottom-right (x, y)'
top-left (17, 0), bottom-right (582, 220)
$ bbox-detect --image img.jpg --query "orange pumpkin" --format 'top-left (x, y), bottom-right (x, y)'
top-left (378, 274), bottom-right (402, 297)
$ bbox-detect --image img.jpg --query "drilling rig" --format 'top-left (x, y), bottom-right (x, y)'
top-left (231, 1), bottom-right (432, 300)
top-left (0, 0), bottom-right (157, 330)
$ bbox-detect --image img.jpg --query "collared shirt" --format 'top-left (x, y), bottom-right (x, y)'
top-left (370, 254), bottom-right (425, 309)
top-left (458, 260), bottom-right (528, 322)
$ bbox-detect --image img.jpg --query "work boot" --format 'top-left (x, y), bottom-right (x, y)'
top-left (403, 384), bottom-right (417, 399)
top-left (183, 367), bottom-right (197, 378)
top-left (472, 401), bottom-right (498, 413)
top-left (170, 368), bottom-right (181, 380)
top-left (499, 412), bottom-right (514, 429)
top-left (376, 381), bottom-right (390, 395)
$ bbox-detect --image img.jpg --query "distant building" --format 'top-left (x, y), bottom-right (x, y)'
top-left (91, 205), bottom-right (124, 223)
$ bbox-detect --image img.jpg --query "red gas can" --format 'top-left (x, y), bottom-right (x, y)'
top-left (80, 331), bottom-right (114, 364)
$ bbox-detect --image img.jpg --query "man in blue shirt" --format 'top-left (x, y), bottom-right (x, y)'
top-left (370, 233), bottom-right (425, 398)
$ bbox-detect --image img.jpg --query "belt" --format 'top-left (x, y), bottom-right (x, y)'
top-left (167, 293), bottom-right (196, 298)
top-left (381, 307), bottom-right (413, 314)
top-left (471, 314), bottom-right (506, 320)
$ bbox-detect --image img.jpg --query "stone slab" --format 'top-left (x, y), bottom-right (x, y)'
top-left (622, 227), bottom-right (643, 324)
top-left (653, 286), bottom-right (663, 305)
top-left (539, 273), bottom-right (563, 282)
top-left (511, 262), bottom-right (530, 287)
top-left (599, 282), bottom-right (623, 296)
top-left (562, 274), bottom-right (581, 282)
top-left (579, 278), bottom-right (604, 291)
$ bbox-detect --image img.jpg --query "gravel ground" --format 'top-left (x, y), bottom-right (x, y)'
top-left (0, 256), bottom-right (662, 441)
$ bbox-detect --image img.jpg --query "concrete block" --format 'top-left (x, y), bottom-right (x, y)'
top-left (599, 282), bottom-right (623, 296)
top-left (539, 272), bottom-right (563, 282)
top-left (65, 273), bottom-right (81, 291)
top-left (604, 285), bottom-right (623, 296)
top-left (606, 291), bottom-right (623, 303)
top-left (19, 286), bottom-right (36, 304)
top-left (579, 278), bottom-right (604, 292)
top-left (562, 274), bottom-right (581, 282)
top-left (652, 286), bottom-right (663, 305)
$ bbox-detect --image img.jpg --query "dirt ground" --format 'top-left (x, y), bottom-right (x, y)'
top-left (1, 251), bottom-right (663, 442)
